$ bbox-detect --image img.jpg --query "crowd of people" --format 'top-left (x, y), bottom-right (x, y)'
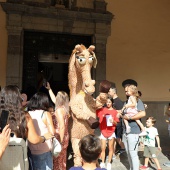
top-left (0, 79), bottom-right (166, 170)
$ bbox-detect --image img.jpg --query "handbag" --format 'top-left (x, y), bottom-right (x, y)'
top-left (44, 111), bottom-right (62, 157)
top-left (86, 116), bottom-right (99, 129)
top-left (51, 137), bottom-right (62, 157)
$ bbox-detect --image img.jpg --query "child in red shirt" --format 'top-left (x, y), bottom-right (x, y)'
top-left (96, 97), bottom-right (119, 170)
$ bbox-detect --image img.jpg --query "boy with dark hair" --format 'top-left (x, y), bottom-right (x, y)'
top-left (69, 134), bottom-right (106, 170)
top-left (140, 117), bottom-right (162, 170)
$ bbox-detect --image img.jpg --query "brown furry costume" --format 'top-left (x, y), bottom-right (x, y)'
top-left (68, 44), bottom-right (111, 166)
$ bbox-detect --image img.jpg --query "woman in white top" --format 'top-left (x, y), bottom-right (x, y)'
top-left (27, 92), bottom-right (55, 170)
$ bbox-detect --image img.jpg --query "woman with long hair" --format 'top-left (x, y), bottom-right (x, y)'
top-left (27, 92), bottom-right (55, 170)
top-left (0, 85), bottom-right (53, 143)
top-left (45, 82), bottom-right (70, 170)
top-left (52, 91), bottom-right (70, 170)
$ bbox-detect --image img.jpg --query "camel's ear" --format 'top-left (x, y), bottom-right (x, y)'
top-left (88, 45), bottom-right (95, 52)
top-left (88, 45), bottom-right (97, 68)
top-left (69, 49), bottom-right (76, 72)
top-left (92, 53), bottom-right (97, 68)
top-left (75, 44), bottom-right (83, 53)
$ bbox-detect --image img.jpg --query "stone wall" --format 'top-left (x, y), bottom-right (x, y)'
top-left (142, 101), bottom-right (169, 136)
top-left (1, 1), bottom-right (113, 94)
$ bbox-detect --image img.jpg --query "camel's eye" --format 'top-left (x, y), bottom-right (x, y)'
top-left (76, 56), bottom-right (86, 65)
top-left (88, 56), bottom-right (94, 64)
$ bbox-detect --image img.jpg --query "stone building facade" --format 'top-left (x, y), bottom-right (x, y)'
top-left (1, 0), bottom-right (113, 95)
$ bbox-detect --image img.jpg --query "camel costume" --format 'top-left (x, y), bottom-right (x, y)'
top-left (68, 44), bottom-right (111, 166)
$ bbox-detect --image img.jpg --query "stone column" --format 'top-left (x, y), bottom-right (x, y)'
top-left (93, 34), bottom-right (108, 96)
top-left (6, 14), bottom-right (23, 89)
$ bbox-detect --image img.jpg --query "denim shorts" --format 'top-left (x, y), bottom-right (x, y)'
top-left (31, 151), bottom-right (53, 170)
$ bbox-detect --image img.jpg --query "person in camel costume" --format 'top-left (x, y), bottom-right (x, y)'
top-left (68, 44), bottom-right (111, 166)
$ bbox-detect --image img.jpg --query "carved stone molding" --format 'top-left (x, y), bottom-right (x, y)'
top-left (1, 2), bottom-right (113, 90)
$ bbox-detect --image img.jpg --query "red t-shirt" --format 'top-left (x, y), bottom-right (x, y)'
top-left (96, 107), bottom-right (119, 138)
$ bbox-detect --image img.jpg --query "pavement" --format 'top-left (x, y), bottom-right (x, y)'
top-left (67, 134), bottom-right (170, 170)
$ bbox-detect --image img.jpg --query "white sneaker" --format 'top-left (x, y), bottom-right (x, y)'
top-left (100, 162), bottom-right (105, 168)
top-left (139, 131), bottom-right (147, 136)
top-left (107, 163), bottom-right (112, 170)
top-left (112, 154), bottom-right (116, 160)
top-left (126, 126), bottom-right (131, 133)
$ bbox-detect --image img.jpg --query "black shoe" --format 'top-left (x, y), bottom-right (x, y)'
top-left (116, 149), bottom-right (125, 155)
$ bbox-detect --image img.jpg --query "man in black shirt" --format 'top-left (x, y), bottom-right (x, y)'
top-left (108, 86), bottom-right (125, 154)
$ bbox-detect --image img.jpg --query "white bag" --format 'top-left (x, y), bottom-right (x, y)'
top-left (52, 137), bottom-right (62, 157)
top-left (44, 111), bottom-right (62, 157)
top-left (0, 137), bottom-right (29, 170)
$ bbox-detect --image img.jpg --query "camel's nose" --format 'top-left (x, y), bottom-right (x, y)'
top-left (85, 80), bottom-right (95, 87)
top-left (85, 82), bottom-right (90, 87)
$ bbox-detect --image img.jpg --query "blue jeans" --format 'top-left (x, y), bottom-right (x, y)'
top-left (122, 134), bottom-right (140, 170)
top-left (31, 151), bottom-right (53, 170)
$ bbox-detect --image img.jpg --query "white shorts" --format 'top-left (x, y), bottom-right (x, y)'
top-left (100, 132), bottom-right (116, 140)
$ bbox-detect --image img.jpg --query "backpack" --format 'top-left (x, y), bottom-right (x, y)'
top-left (0, 137), bottom-right (29, 170)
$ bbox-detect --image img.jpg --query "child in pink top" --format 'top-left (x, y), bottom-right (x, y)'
top-left (122, 85), bottom-right (146, 136)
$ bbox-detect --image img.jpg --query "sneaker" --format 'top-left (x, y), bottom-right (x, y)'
top-left (140, 165), bottom-right (149, 170)
top-left (112, 154), bottom-right (116, 160)
top-left (139, 131), bottom-right (147, 136)
top-left (163, 162), bottom-right (170, 167)
top-left (100, 162), bottom-right (105, 168)
top-left (115, 148), bottom-right (126, 155)
top-left (107, 163), bottom-right (112, 170)
top-left (126, 126), bottom-right (131, 133)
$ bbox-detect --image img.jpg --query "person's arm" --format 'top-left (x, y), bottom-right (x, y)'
top-left (45, 82), bottom-right (56, 104)
top-left (125, 96), bottom-right (136, 108)
top-left (0, 124), bottom-right (11, 159)
top-left (123, 110), bottom-right (146, 120)
top-left (26, 113), bottom-right (53, 144)
top-left (155, 135), bottom-right (161, 150)
top-left (123, 99), bottom-right (146, 120)
top-left (110, 117), bottom-right (118, 125)
top-left (42, 111), bottom-right (55, 135)
top-left (55, 108), bottom-right (65, 143)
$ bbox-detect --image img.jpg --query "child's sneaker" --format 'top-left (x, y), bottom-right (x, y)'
top-left (107, 163), bottom-right (112, 170)
top-left (100, 162), bottom-right (105, 168)
top-left (139, 131), bottom-right (147, 136)
top-left (140, 165), bottom-right (149, 170)
top-left (126, 126), bottom-right (131, 133)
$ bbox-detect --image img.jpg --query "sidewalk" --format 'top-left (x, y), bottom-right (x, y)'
top-left (67, 134), bottom-right (170, 170)
top-left (108, 134), bottom-right (170, 170)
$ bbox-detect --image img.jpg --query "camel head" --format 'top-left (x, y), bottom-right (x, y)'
top-left (68, 44), bottom-right (97, 97)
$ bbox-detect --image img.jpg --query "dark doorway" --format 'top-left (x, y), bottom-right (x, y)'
top-left (23, 31), bottom-right (92, 99)
top-left (37, 62), bottom-right (69, 96)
